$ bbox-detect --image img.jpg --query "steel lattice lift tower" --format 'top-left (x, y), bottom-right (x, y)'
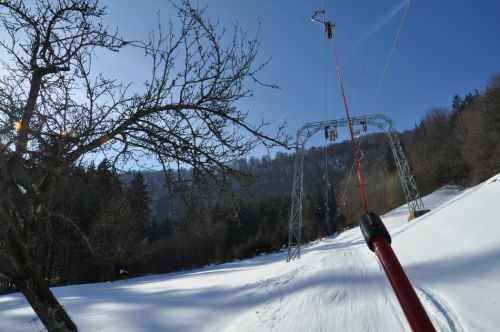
top-left (287, 114), bottom-right (429, 262)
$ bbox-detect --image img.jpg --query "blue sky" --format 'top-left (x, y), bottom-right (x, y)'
top-left (98, 0), bottom-right (500, 155)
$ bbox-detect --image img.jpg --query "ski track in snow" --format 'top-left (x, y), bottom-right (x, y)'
top-left (1, 174), bottom-right (500, 331)
top-left (224, 247), bottom-right (409, 332)
top-left (415, 286), bottom-right (465, 332)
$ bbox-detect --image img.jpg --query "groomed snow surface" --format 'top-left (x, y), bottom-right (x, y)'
top-left (2, 174), bottom-right (500, 332)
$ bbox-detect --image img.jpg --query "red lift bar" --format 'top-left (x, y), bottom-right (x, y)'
top-left (312, 10), bottom-right (436, 331)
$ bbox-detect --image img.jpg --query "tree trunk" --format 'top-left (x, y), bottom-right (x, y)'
top-left (14, 263), bottom-right (78, 332)
top-left (8, 227), bottom-right (78, 332)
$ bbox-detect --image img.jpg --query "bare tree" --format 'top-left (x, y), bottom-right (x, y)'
top-left (0, 0), bottom-right (289, 330)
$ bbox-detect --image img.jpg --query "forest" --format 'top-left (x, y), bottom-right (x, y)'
top-left (2, 73), bottom-right (498, 294)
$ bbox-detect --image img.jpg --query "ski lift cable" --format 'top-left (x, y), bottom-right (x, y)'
top-left (367, 0), bottom-right (412, 115)
top-left (321, 0), bottom-right (331, 223)
top-left (335, 135), bottom-right (364, 222)
top-left (312, 10), bottom-right (436, 332)
top-left (330, 28), bottom-right (369, 213)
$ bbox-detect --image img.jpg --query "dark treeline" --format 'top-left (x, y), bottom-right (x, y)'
top-left (408, 74), bottom-right (500, 193)
top-left (2, 74), bottom-right (499, 294)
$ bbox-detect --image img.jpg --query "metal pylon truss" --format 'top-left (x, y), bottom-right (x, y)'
top-left (287, 114), bottom-right (426, 262)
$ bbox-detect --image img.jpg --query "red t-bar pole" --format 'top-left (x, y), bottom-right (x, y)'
top-left (372, 235), bottom-right (436, 332)
top-left (325, 22), bottom-right (436, 331)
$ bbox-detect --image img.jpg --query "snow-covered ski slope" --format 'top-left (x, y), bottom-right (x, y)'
top-left (1, 174), bottom-right (499, 332)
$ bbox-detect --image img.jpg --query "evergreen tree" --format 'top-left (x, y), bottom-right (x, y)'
top-left (452, 94), bottom-right (464, 112)
top-left (89, 197), bottom-right (149, 281)
top-left (126, 172), bottom-right (149, 225)
top-left (95, 159), bottom-right (122, 197)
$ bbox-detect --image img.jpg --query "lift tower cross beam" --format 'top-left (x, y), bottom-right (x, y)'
top-left (287, 114), bottom-right (428, 262)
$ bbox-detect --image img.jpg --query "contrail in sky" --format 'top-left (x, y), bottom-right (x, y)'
top-left (346, 0), bottom-right (409, 56)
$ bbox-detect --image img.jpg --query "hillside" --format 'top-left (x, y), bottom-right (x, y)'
top-left (2, 173), bottom-right (499, 331)
top-left (138, 132), bottom-right (399, 224)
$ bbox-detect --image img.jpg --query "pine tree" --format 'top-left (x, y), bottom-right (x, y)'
top-left (126, 172), bottom-right (150, 237)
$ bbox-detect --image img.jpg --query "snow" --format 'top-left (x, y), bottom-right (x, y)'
top-left (16, 184), bottom-right (27, 194)
top-left (1, 174), bottom-right (500, 331)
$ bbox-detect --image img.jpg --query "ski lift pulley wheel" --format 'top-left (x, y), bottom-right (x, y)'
top-left (329, 128), bottom-right (338, 142)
